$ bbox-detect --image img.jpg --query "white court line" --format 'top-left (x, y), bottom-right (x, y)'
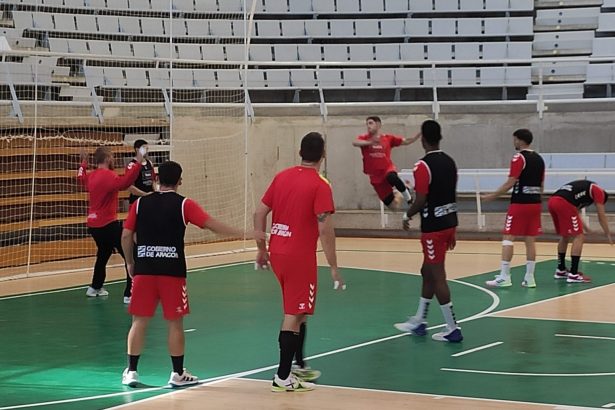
top-left (441, 368), bottom-right (615, 377)
top-left (451, 341), bottom-right (503, 357)
top-left (556, 334), bottom-right (615, 342)
top-left (602, 403), bottom-right (615, 408)
top-left (243, 378), bottom-right (597, 410)
top-left (184, 329), bottom-right (196, 333)
top-left (494, 315), bottom-right (615, 326)
top-left (0, 261), bottom-right (252, 301)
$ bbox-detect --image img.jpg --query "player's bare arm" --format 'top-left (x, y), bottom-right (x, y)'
top-left (403, 192), bottom-right (427, 231)
top-left (120, 227), bottom-right (136, 278)
top-left (128, 186), bottom-right (150, 197)
top-left (204, 218), bottom-right (245, 238)
top-left (318, 212), bottom-right (344, 290)
top-left (352, 138), bottom-right (375, 147)
top-left (595, 202), bottom-right (613, 245)
top-left (482, 177), bottom-right (517, 202)
top-left (253, 202), bottom-right (272, 269)
top-left (402, 132), bottom-right (421, 145)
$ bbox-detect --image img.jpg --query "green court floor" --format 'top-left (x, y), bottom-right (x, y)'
top-left (1, 259), bottom-right (615, 409)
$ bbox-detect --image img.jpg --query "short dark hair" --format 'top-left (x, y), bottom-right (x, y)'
top-left (158, 161), bottom-right (183, 186)
top-left (300, 132), bottom-right (325, 162)
top-left (94, 146), bottom-right (112, 164)
top-left (513, 129), bottom-right (533, 145)
top-left (366, 116), bottom-right (381, 124)
top-left (421, 120), bottom-right (442, 145)
top-left (133, 139), bottom-right (148, 150)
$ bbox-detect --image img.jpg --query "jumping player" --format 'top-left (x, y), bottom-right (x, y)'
top-left (394, 120), bottom-right (463, 343)
top-left (254, 132), bottom-right (344, 392)
top-left (484, 129), bottom-right (545, 288)
top-left (353, 116), bottom-right (420, 210)
top-left (548, 180), bottom-right (612, 283)
top-left (120, 161), bottom-right (244, 388)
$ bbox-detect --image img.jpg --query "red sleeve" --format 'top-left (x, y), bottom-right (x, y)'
top-left (508, 153), bottom-right (525, 179)
top-left (261, 177), bottom-right (276, 208)
top-left (124, 201), bottom-right (138, 231)
top-left (114, 161), bottom-right (142, 191)
top-left (591, 184), bottom-right (607, 204)
top-left (413, 161), bottom-right (430, 195)
top-left (314, 179), bottom-right (335, 216)
top-left (151, 161), bottom-right (157, 183)
top-left (183, 199), bottom-right (210, 228)
top-left (389, 135), bottom-right (404, 148)
top-left (77, 161), bottom-right (88, 187)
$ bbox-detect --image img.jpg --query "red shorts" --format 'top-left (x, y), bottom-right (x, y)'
top-left (129, 275), bottom-right (189, 320)
top-left (270, 253), bottom-right (317, 315)
top-left (371, 180), bottom-right (394, 202)
top-left (548, 196), bottom-right (582, 237)
top-left (421, 227), bottom-right (456, 265)
top-left (503, 203), bottom-right (542, 236)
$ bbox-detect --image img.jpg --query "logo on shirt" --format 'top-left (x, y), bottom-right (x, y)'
top-left (271, 223), bottom-right (292, 238)
top-left (137, 245), bottom-right (179, 258)
top-left (87, 213), bottom-right (98, 220)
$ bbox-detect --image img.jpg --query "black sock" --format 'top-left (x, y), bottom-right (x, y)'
top-left (277, 330), bottom-right (299, 380)
top-left (557, 252), bottom-right (566, 271)
top-left (571, 256), bottom-right (580, 275)
top-left (127, 354), bottom-right (140, 372)
top-left (294, 323), bottom-right (306, 368)
top-left (171, 355), bottom-right (184, 375)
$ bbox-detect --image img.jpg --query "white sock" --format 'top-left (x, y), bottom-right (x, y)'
top-left (525, 261), bottom-right (536, 279)
top-left (440, 302), bottom-right (458, 331)
top-left (500, 261), bottom-right (511, 279)
top-left (401, 189), bottom-right (411, 203)
top-left (415, 297), bottom-right (432, 321)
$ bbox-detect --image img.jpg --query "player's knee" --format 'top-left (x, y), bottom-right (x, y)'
top-left (383, 193), bottom-right (395, 206)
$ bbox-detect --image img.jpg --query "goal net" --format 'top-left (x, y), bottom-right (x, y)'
top-left (0, 1), bottom-right (253, 279)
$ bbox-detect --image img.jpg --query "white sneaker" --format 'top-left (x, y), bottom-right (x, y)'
top-left (394, 316), bottom-right (428, 336)
top-left (122, 368), bottom-right (139, 387)
top-left (291, 364), bottom-right (321, 381)
top-left (86, 286), bottom-right (109, 297)
top-left (432, 327), bottom-right (463, 343)
top-left (271, 374), bottom-right (315, 392)
top-left (485, 276), bottom-right (512, 288)
top-left (521, 276), bottom-right (536, 288)
top-left (554, 268), bottom-right (569, 279)
top-left (123, 296), bottom-right (131, 304)
top-left (168, 368), bottom-right (198, 387)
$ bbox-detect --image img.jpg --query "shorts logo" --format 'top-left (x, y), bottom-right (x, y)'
top-left (299, 303), bottom-right (306, 310)
top-left (425, 239), bottom-right (436, 260)
top-left (505, 215), bottom-right (513, 232)
top-left (137, 246), bottom-right (147, 258)
top-left (571, 216), bottom-right (580, 232)
top-left (308, 283), bottom-right (315, 309)
top-left (181, 285), bottom-right (188, 310)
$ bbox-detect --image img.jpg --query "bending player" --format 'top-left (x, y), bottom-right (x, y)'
top-left (548, 180), bottom-right (612, 283)
top-left (394, 120), bottom-right (463, 343)
top-left (353, 116), bottom-right (420, 210)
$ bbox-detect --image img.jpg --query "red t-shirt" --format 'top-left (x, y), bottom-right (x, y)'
top-left (357, 134), bottom-right (403, 179)
top-left (413, 160), bottom-right (431, 195)
top-left (591, 184), bottom-right (607, 204)
top-left (77, 161), bottom-right (142, 228)
top-left (262, 166), bottom-right (335, 256)
top-left (124, 196), bottom-right (210, 231)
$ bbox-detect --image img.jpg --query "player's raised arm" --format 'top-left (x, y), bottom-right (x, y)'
top-left (113, 149), bottom-right (144, 191)
top-left (352, 137), bottom-right (374, 147)
top-left (401, 132), bottom-right (422, 145)
top-left (77, 149), bottom-right (89, 186)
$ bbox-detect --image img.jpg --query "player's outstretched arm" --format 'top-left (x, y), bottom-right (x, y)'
top-left (482, 177), bottom-right (517, 202)
top-left (204, 218), bottom-right (244, 237)
top-left (318, 212), bottom-right (344, 290)
top-left (401, 132), bottom-right (421, 145)
top-left (77, 149), bottom-right (88, 186)
top-left (253, 202), bottom-right (271, 269)
top-left (128, 185), bottom-right (150, 197)
top-left (595, 202), bottom-right (613, 245)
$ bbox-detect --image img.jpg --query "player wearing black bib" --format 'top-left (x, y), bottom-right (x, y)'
top-left (548, 180), bottom-right (612, 283)
top-left (484, 129), bottom-right (545, 289)
top-left (120, 161), bottom-right (243, 388)
top-left (394, 120), bottom-right (462, 343)
top-left (127, 139), bottom-right (157, 204)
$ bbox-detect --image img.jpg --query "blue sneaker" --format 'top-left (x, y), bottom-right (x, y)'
top-left (394, 316), bottom-right (428, 336)
top-left (432, 327), bottom-right (463, 343)
top-left (431, 327), bottom-right (463, 343)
